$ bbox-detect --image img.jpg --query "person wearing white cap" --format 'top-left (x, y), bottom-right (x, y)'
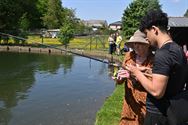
top-left (117, 30), bottom-right (154, 125)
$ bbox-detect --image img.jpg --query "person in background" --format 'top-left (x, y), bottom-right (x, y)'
top-left (126, 9), bottom-right (187, 125)
top-left (120, 42), bottom-right (130, 54)
top-left (116, 30), bottom-right (154, 125)
top-left (108, 34), bottom-right (115, 54)
top-left (115, 32), bottom-right (122, 55)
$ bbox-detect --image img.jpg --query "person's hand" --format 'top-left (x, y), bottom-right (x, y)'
top-left (136, 64), bottom-right (151, 72)
top-left (126, 64), bottom-right (152, 78)
top-left (117, 69), bottom-right (130, 80)
top-left (111, 69), bottom-right (130, 80)
top-left (125, 64), bottom-right (140, 76)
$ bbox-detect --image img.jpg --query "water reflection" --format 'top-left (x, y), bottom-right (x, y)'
top-left (0, 52), bottom-right (115, 125)
top-left (0, 52), bottom-right (35, 125)
top-left (0, 52), bottom-right (74, 125)
top-left (37, 54), bottom-right (73, 74)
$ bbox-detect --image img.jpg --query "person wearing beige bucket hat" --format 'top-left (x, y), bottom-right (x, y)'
top-left (127, 30), bottom-right (149, 45)
top-left (115, 30), bottom-right (154, 125)
top-left (126, 30), bottom-right (150, 54)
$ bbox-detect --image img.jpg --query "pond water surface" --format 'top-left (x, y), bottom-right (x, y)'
top-left (0, 52), bottom-right (115, 125)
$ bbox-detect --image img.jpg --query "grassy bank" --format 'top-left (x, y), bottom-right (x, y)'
top-left (95, 84), bottom-right (124, 125)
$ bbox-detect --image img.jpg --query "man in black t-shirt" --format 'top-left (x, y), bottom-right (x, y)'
top-left (126, 10), bottom-right (187, 125)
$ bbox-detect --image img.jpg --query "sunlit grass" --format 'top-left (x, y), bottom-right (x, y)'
top-left (27, 36), bottom-right (62, 45)
top-left (26, 35), bottom-right (109, 50)
top-left (95, 84), bottom-right (124, 125)
top-left (69, 36), bottom-right (109, 50)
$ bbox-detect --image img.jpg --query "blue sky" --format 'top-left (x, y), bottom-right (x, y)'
top-left (62, 0), bottom-right (188, 24)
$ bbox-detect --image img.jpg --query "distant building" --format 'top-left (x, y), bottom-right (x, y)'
top-left (82, 20), bottom-right (108, 30)
top-left (168, 17), bottom-right (188, 27)
top-left (168, 17), bottom-right (188, 48)
top-left (109, 21), bottom-right (122, 31)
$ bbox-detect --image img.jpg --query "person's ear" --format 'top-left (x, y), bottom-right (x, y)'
top-left (152, 26), bottom-right (158, 35)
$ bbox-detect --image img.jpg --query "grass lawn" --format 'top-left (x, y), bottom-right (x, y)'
top-left (95, 84), bottom-right (124, 125)
top-left (69, 36), bottom-right (109, 50)
top-left (27, 35), bottom-right (62, 45)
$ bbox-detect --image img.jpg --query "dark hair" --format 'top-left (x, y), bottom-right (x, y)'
top-left (139, 9), bottom-right (168, 33)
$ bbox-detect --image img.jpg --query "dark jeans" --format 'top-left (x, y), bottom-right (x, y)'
top-left (109, 44), bottom-right (113, 54)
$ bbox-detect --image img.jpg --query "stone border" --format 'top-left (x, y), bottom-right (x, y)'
top-left (0, 45), bottom-right (122, 65)
top-left (0, 46), bottom-right (64, 54)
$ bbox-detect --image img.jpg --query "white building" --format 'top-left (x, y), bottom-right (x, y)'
top-left (82, 20), bottom-right (108, 30)
top-left (109, 21), bottom-right (122, 31)
top-left (43, 29), bottom-right (60, 38)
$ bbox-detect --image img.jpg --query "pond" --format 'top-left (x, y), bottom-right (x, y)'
top-left (0, 52), bottom-right (115, 125)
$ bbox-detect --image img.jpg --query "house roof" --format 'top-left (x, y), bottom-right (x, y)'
top-left (82, 20), bottom-right (108, 27)
top-left (109, 21), bottom-right (122, 26)
top-left (168, 17), bottom-right (188, 27)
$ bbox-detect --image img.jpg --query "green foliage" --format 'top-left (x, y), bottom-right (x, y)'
top-left (59, 22), bottom-right (74, 47)
top-left (74, 21), bottom-right (87, 35)
top-left (21, 0), bottom-right (42, 29)
top-left (184, 9), bottom-right (188, 17)
top-left (19, 13), bottom-right (30, 31)
top-left (94, 25), bottom-right (110, 35)
top-left (122, 0), bottom-right (161, 39)
top-left (58, 8), bottom-right (84, 47)
top-left (0, 0), bottom-right (22, 31)
top-left (62, 8), bottom-right (89, 36)
top-left (0, 0), bottom-right (42, 32)
top-left (0, 0), bottom-right (83, 37)
top-left (64, 9), bottom-right (91, 36)
top-left (36, 0), bottom-right (48, 15)
top-left (42, 0), bottom-right (64, 29)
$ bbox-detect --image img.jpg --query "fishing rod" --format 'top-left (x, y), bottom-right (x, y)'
top-left (0, 32), bottom-right (26, 41)
top-left (0, 32), bottom-right (121, 67)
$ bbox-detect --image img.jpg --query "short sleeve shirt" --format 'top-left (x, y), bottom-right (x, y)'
top-left (146, 42), bottom-right (187, 114)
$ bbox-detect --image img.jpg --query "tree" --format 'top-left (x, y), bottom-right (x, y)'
top-left (0, 0), bottom-right (82, 41)
top-left (0, 0), bottom-right (22, 32)
top-left (36, 0), bottom-right (48, 28)
top-left (62, 8), bottom-right (92, 36)
top-left (122, 0), bottom-right (161, 40)
top-left (23, 0), bottom-right (44, 29)
top-left (0, 0), bottom-right (43, 32)
top-left (59, 8), bottom-right (80, 48)
top-left (42, 0), bottom-right (64, 29)
top-left (184, 9), bottom-right (188, 17)
top-left (59, 21), bottom-right (74, 48)
top-left (36, 0), bottom-right (48, 16)
top-left (19, 13), bottom-right (30, 31)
